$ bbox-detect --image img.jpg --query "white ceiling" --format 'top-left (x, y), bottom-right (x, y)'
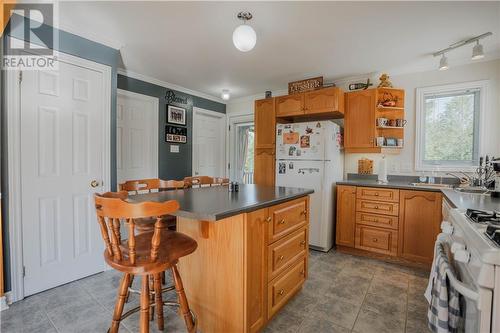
top-left (59, 1), bottom-right (500, 100)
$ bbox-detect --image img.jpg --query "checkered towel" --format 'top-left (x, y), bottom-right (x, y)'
top-left (425, 242), bottom-right (462, 333)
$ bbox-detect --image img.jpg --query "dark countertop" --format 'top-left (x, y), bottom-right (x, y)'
top-left (336, 174), bottom-right (500, 211)
top-left (336, 179), bottom-right (447, 192)
top-left (441, 189), bottom-right (500, 211)
top-left (128, 184), bottom-right (314, 221)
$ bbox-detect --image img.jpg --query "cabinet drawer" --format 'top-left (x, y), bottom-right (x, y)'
top-left (268, 227), bottom-right (308, 281)
top-left (355, 225), bottom-right (398, 256)
top-left (268, 257), bottom-right (306, 318)
top-left (268, 197), bottom-right (308, 244)
top-left (356, 212), bottom-right (398, 230)
top-left (357, 187), bottom-right (399, 203)
top-left (356, 199), bottom-right (399, 216)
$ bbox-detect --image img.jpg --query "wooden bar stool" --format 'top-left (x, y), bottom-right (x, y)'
top-left (183, 176), bottom-right (214, 188)
top-left (94, 193), bottom-right (197, 333)
top-left (212, 177), bottom-right (230, 186)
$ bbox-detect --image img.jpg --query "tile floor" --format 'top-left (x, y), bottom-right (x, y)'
top-left (1, 250), bottom-right (431, 333)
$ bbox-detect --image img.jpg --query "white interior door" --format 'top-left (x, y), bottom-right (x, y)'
top-left (192, 107), bottom-right (226, 177)
top-left (20, 56), bottom-right (110, 296)
top-left (116, 90), bottom-right (158, 183)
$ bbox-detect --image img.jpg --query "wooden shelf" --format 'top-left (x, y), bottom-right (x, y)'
top-left (376, 106), bottom-right (404, 110)
top-left (376, 126), bottom-right (404, 129)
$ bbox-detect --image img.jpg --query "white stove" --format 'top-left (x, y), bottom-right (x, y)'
top-left (438, 202), bottom-right (500, 332)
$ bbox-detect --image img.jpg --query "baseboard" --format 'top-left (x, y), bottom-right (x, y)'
top-left (0, 292), bottom-right (10, 311)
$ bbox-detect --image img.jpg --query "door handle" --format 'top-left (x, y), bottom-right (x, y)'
top-left (90, 180), bottom-right (99, 188)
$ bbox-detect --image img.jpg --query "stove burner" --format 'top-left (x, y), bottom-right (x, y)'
top-left (486, 225), bottom-right (500, 246)
top-left (466, 209), bottom-right (500, 224)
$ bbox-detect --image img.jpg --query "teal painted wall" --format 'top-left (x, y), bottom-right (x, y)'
top-left (117, 75), bottom-right (226, 180)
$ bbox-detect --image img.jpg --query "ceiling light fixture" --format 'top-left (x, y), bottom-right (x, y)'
top-left (433, 32), bottom-right (492, 70)
top-left (471, 41), bottom-right (484, 60)
top-left (221, 89), bottom-right (231, 101)
top-left (232, 11), bottom-right (256, 52)
top-left (439, 54), bottom-right (449, 71)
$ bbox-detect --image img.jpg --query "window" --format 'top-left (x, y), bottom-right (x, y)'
top-left (416, 81), bottom-right (487, 171)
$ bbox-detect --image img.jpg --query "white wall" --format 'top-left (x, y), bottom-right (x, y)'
top-left (228, 59), bottom-right (500, 176)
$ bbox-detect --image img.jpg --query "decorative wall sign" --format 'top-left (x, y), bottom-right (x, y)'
top-left (165, 90), bottom-right (188, 105)
top-left (167, 105), bottom-right (186, 125)
top-left (165, 125), bottom-right (187, 144)
top-left (288, 76), bottom-right (323, 94)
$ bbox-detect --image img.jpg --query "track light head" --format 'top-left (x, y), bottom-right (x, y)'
top-left (439, 54), bottom-right (449, 71)
top-left (472, 41), bottom-right (485, 60)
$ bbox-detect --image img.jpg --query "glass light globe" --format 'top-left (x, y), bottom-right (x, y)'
top-left (232, 24), bottom-right (257, 52)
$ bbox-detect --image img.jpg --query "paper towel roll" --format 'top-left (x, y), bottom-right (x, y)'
top-left (378, 156), bottom-right (388, 183)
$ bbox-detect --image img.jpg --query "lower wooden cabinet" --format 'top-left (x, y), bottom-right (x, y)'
top-left (335, 185), bottom-right (357, 247)
top-left (245, 197), bottom-right (309, 332)
top-left (398, 190), bottom-right (442, 264)
top-left (336, 185), bottom-right (442, 266)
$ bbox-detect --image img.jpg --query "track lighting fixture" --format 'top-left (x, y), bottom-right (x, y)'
top-left (433, 32), bottom-right (491, 70)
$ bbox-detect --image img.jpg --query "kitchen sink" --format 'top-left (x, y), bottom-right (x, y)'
top-left (409, 183), bottom-right (455, 189)
top-left (454, 187), bottom-right (490, 195)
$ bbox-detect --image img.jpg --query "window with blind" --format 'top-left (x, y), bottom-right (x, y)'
top-left (415, 81), bottom-right (487, 171)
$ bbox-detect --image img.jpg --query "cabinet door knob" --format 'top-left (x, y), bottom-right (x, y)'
top-left (300, 240), bottom-right (306, 246)
top-left (279, 219), bottom-right (286, 225)
top-left (300, 269), bottom-right (305, 276)
top-left (372, 238), bottom-right (378, 243)
top-left (278, 255), bottom-right (284, 261)
top-left (266, 217), bottom-right (272, 222)
top-left (374, 193), bottom-right (379, 196)
top-left (301, 210), bottom-right (307, 216)
top-left (374, 205), bottom-right (379, 209)
top-left (278, 289), bottom-right (285, 296)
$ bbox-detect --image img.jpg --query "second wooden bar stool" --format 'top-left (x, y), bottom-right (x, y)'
top-left (94, 193), bottom-right (197, 333)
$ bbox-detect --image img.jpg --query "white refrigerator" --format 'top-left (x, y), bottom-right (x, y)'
top-left (275, 121), bottom-right (344, 252)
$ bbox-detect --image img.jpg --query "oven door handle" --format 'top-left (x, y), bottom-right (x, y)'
top-left (435, 237), bottom-right (480, 302)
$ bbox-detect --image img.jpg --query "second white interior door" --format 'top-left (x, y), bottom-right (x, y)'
top-left (116, 90), bottom-right (159, 183)
top-left (192, 107), bottom-right (226, 178)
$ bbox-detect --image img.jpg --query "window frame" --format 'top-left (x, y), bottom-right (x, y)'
top-left (415, 80), bottom-right (488, 172)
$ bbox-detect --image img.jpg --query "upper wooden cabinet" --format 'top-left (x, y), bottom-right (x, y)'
top-left (344, 88), bottom-right (405, 154)
top-left (304, 87), bottom-right (344, 115)
top-left (335, 185), bottom-right (357, 247)
top-left (344, 89), bottom-right (376, 150)
top-left (275, 87), bottom-right (344, 118)
top-left (398, 190), bottom-right (442, 264)
top-left (255, 98), bottom-right (276, 149)
top-left (276, 94), bottom-right (304, 117)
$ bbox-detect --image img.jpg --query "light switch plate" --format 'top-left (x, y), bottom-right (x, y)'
top-left (170, 145), bottom-right (179, 153)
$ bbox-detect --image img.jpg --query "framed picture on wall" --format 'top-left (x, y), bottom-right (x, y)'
top-left (165, 125), bottom-right (187, 144)
top-left (167, 105), bottom-right (186, 125)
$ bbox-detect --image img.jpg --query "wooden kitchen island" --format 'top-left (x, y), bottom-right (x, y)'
top-left (131, 184), bottom-right (313, 333)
